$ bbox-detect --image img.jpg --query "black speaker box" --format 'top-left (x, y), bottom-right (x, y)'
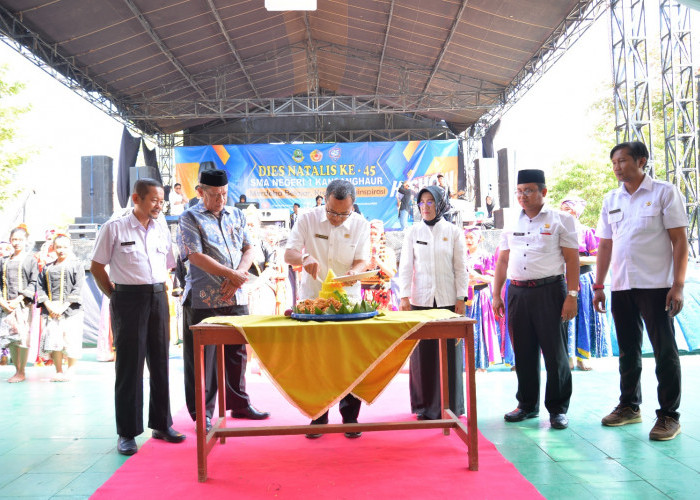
top-left (81, 156), bottom-right (113, 220)
top-left (497, 148), bottom-right (512, 208)
top-left (473, 158), bottom-right (482, 207)
top-left (129, 166), bottom-right (160, 196)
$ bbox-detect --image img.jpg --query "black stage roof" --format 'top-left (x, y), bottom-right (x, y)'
top-left (0, 0), bottom-right (603, 138)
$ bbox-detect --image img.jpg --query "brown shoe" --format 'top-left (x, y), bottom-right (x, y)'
top-left (601, 405), bottom-right (642, 426)
top-left (649, 415), bottom-right (681, 441)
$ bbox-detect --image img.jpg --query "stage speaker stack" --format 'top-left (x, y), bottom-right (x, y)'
top-left (77, 155), bottom-right (113, 224)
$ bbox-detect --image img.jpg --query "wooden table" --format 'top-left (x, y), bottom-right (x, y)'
top-left (191, 316), bottom-right (477, 482)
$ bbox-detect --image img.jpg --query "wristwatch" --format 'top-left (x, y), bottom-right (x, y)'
top-left (567, 290), bottom-right (579, 298)
top-left (457, 296), bottom-right (467, 302)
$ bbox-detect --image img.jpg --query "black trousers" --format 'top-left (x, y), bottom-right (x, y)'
top-left (110, 289), bottom-right (172, 438)
top-left (408, 304), bottom-right (465, 420)
top-left (508, 280), bottom-right (572, 415)
top-left (183, 299), bottom-right (251, 421)
top-left (311, 394), bottom-right (362, 424)
top-left (611, 288), bottom-right (681, 420)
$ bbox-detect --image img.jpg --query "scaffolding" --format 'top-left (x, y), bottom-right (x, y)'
top-left (660, 0), bottom-right (699, 255)
top-left (610, 0), bottom-right (655, 175)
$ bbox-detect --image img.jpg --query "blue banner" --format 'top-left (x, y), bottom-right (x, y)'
top-left (175, 140), bottom-right (459, 229)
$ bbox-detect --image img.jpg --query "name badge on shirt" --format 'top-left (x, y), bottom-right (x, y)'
top-left (416, 240), bottom-right (428, 245)
top-left (609, 208), bottom-right (621, 214)
top-left (315, 234), bottom-right (329, 240)
top-left (120, 241), bottom-right (136, 246)
top-left (344, 233), bottom-right (350, 238)
top-left (540, 224), bottom-right (552, 235)
top-left (513, 232), bottom-right (525, 236)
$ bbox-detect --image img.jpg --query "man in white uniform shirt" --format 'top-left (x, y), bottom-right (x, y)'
top-left (594, 141), bottom-right (688, 441)
top-left (91, 178), bottom-right (185, 455)
top-left (284, 179), bottom-right (370, 438)
top-left (493, 169), bottom-right (580, 430)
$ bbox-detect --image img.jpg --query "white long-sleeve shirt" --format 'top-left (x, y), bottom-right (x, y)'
top-left (398, 218), bottom-right (468, 307)
top-left (286, 206), bottom-right (370, 301)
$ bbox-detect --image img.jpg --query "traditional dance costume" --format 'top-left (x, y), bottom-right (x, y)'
top-left (37, 258), bottom-right (85, 359)
top-left (0, 254), bottom-right (37, 349)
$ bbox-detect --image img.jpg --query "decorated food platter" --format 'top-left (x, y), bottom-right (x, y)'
top-left (290, 311), bottom-right (379, 322)
top-left (287, 269), bottom-right (381, 321)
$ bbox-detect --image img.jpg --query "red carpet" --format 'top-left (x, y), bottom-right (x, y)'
top-left (92, 374), bottom-right (542, 499)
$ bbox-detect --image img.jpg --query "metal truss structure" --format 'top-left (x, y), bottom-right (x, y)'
top-left (660, 0), bottom-right (699, 256)
top-left (181, 128), bottom-right (455, 146)
top-left (610, 0), bottom-right (655, 176)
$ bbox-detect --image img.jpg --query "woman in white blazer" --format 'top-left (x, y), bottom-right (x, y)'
top-left (399, 185), bottom-right (468, 420)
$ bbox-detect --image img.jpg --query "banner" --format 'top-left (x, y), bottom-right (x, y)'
top-left (174, 140), bottom-right (459, 228)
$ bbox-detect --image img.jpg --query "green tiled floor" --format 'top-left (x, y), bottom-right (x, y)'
top-left (2, 349), bottom-right (700, 498)
top-left (478, 355), bottom-right (700, 499)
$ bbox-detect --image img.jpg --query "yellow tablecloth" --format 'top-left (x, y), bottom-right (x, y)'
top-left (203, 309), bottom-right (460, 419)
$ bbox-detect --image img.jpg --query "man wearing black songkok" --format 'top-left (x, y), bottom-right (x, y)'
top-left (492, 169), bottom-right (579, 430)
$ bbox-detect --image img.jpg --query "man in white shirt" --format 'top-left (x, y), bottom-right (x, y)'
top-left (284, 179), bottom-right (370, 438)
top-left (493, 169), bottom-right (580, 430)
top-left (91, 178), bottom-right (185, 455)
top-left (594, 141), bottom-right (688, 441)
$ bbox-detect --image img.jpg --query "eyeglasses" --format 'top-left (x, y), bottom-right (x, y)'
top-left (326, 208), bottom-right (352, 219)
top-left (514, 188), bottom-right (537, 197)
top-left (417, 201), bottom-right (435, 208)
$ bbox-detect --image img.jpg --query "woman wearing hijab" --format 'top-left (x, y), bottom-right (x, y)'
top-left (560, 194), bottom-right (611, 370)
top-left (398, 186), bottom-right (468, 420)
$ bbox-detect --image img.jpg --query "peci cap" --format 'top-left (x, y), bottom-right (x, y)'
top-left (517, 169), bottom-right (545, 185)
top-left (200, 169), bottom-right (228, 187)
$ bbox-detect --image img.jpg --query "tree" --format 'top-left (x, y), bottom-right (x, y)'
top-left (548, 78), bottom-right (667, 229)
top-left (0, 64), bottom-right (31, 204)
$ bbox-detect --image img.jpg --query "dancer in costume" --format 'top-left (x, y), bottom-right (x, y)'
top-left (560, 194), bottom-right (611, 370)
top-left (464, 225), bottom-right (501, 371)
top-left (0, 225), bottom-right (38, 383)
top-left (399, 186), bottom-right (468, 420)
top-left (37, 234), bottom-right (84, 381)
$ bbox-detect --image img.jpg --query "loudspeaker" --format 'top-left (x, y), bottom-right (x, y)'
top-left (129, 166), bottom-right (159, 197)
top-left (473, 158), bottom-right (497, 211)
top-left (81, 156), bottom-right (113, 220)
top-left (497, 148), bottom-right (515, 208)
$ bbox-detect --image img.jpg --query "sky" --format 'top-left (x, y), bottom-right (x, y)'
top-left (0, 6), bottom-right (696, 240)
top-left (1, 41), bottom-right (124, 237)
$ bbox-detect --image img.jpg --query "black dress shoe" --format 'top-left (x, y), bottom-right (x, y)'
top-left (230, 405), bottom-right (270, 420)
top-left (152, 427), bottom-right (186, 443)
top-left (117, 436), bottom-right (137, 455)
top-left (504, 408), bottom-right (539, 422)
top-left (550, 413), bottom-right (569, 429)
top-left (305, 416), bottom-right (328, 439)
top-left (343, 419), bottom-right (362, 439)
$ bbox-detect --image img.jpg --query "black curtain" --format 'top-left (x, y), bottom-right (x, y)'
top-left (481, 119), bottom-right (501, 158)
top-left (141, 139), bottom-right (162, 184)
top-left (117, 127), bottom-right (140, 208)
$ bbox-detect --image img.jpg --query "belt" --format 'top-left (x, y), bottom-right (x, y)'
top-left (580, 265), bottom-right (593, 275)
top-left (474, 283), bottom-right (488, 292)
top-left (510, 275), bottom-right (563, 288)
top-left (113, 283), bottom-right (166, 293)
